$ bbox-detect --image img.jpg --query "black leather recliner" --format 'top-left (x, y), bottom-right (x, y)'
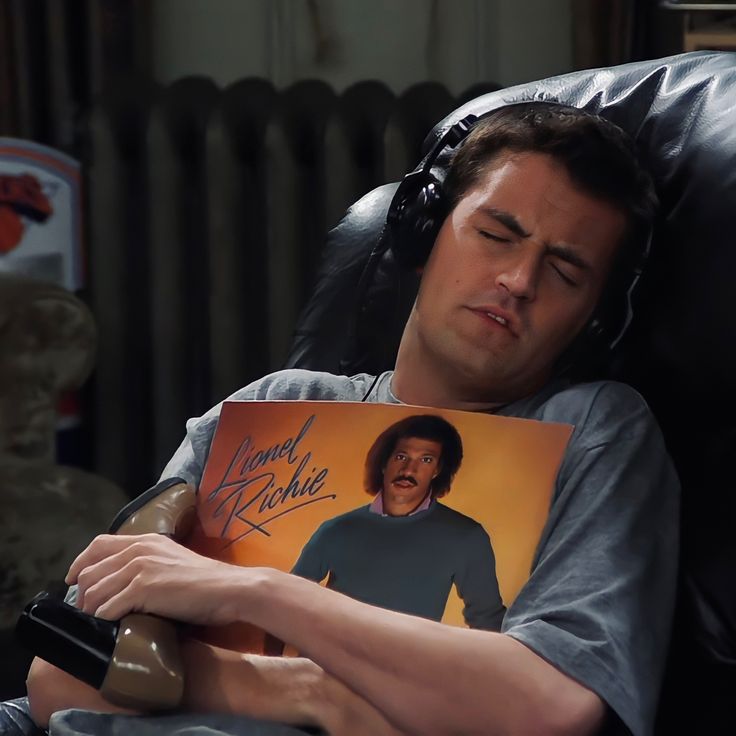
top-left (3, 50), bottom-right (735, 735)
top-left (287, 49), bottom-right (736, 735)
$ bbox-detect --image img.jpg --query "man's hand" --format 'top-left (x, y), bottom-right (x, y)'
top-left (65, 533), bottom-right (257, 625)
top-left (62, 535), bottom-right (407, 733)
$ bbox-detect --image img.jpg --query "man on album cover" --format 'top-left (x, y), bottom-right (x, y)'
top-left (291, 414), bottom-right (506, 631)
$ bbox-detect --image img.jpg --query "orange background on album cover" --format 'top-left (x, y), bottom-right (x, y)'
top-left (186, 400), bottom-right (572, 653)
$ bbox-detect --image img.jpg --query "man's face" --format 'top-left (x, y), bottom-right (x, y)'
top-left (407, 151), bottom-right (627, 402)
top-left (381, 436), bottom-right (442, 516)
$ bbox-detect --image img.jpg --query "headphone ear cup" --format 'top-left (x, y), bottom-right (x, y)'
top-left (389, 175), bottom-right (448, 269)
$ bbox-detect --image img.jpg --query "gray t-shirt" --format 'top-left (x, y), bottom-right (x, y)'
top-left (59, 369), bottom-right (679, 736)
top-left (159, 369), bottom-right (678, 736)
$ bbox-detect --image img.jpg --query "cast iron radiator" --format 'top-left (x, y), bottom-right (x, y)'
top-left (82, 77), bottom-right (500, 493)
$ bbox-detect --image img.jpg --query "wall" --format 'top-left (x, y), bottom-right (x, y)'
top-left (151, 0), bottom-right (574, 93)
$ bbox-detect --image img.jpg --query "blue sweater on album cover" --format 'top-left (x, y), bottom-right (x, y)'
top-left (292, 501), bottom-right (506, 631)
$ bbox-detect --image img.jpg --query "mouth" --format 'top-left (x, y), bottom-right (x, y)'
top-left (467, 307), bottom-right (518, 336)
top-left (392, 477), bottom-right (417, 489)
top-left (485, 311), bottom-right (509, 327)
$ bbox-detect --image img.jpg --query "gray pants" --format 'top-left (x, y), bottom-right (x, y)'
top-left (48, 711), bottom-right (322, 736)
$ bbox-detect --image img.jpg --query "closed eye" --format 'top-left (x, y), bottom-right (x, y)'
top-left (478, 229), bottom-right (511, 244)
top-left (551, 263), bottom-right (579, 287)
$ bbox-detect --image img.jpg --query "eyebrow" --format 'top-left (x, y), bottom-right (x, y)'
top-left (477, 206), bottom-right (592, 272)
top-left (478, 206), bottom-right (531, 239)
top-left (546, 243), bottom-right (592, 271)
top-left (394, 445), bottom-right (441, 457)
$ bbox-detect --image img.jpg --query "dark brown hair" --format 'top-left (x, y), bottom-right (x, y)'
top-left (444, 101), bottom-right (658, 254)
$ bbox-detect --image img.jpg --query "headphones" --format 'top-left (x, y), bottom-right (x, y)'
top-left (386, 114), bottom-right (478, 269)
top-left (383, 103), bottom-right (653, 360)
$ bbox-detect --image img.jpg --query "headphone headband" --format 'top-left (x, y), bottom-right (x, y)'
top-left (419, 114), bottom-right (479, 174)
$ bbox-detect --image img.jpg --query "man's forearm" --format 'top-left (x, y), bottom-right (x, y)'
top-left (181, 640), bottom-right (402, 735)
top-left (239, 569), bottom-right (603, 736)
top-left (26, 642), bottom-right (402, 735)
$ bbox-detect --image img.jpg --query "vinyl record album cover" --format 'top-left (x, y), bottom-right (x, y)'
top-left (187, 400), bottom-right (572, 653)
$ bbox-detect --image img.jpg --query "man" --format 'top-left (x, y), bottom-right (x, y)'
top-left (26, 103), bottom-right (678, 736)
top-left (291, 414), bottom-right (505, 629)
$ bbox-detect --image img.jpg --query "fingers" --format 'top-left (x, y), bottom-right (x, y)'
top-left (74, 544), bottom-right (139, 605)
top-left (78, 559), bottom-right (141, 618)
top-left (66, 533), bottom-right (168, 584)
top-left (67, 534), bottom-right (139, 584)
top-left (63, 533), bottom-right (233, 626)
top-left (93, 591), bottom-right (129, 621)
top-left (67, 534), bottom-right (177, 619)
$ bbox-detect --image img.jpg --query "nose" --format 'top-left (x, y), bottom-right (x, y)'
top-left (402, 456), bottom-right (420, 475)
top-left (495, 249), bottom-right (541, 301)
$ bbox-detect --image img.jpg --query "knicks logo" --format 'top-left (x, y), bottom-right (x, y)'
top-left (0, 173), bottom-right (53, 254)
